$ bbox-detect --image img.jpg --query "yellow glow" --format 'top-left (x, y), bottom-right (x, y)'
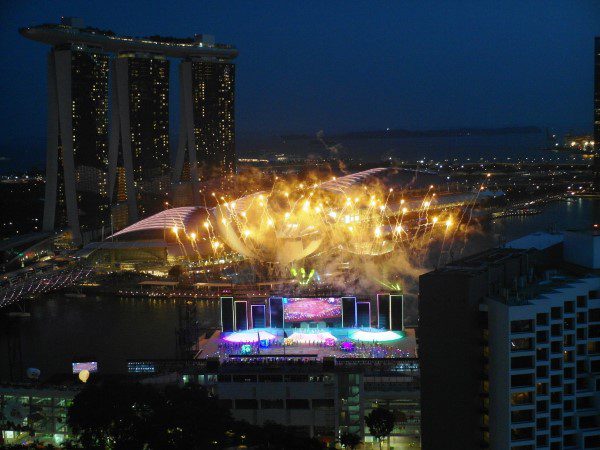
top-left (402, 207), bottom-right (408, 214)
top-left (446, 219), bottom-right (453, 228)
top-left (171, 226), bottom-right (179, 235)
top-left (432, 216), bottom-right (439, 224)
top-left (243, 229), bottom-right (251, 237)
top-left (190, 232), bottom-right (197, 240)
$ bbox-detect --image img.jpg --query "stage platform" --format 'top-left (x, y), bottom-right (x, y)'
top-left (196, 327), bottom-right (417, 361)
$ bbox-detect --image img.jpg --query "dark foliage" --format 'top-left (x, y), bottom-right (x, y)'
top-left (66, 381), bottom-right (326, 449)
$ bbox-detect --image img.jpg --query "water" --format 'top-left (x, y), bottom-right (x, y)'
top-left (0, 297), bottom-right (219, 380)
top-left (0, 198), bottom-right (597, 380)
top-left (241, 131), bottom-right (583, 163)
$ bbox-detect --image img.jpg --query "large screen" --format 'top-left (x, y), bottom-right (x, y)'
top-left (283, 297), bottom-right (341, 322)
top-left (72, 361), bottom-right (98, 374)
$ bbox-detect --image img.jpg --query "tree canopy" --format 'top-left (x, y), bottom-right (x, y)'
top-left (364, 407), bottom-right (396, 449)
top-left (66, 381), bottom-right (326, 449)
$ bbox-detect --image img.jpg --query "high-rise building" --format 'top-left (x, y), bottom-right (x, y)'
top-left (108, 53), bottom-right (170, 224)
top-left (594, 37), bottom-right (600, 193)
top-left (21, 20), bottom-right (238, 241)
top-left (419, 232), bottom-right (600, 450)
top-left (42, 39), bottom-right (110, 245)
top-left (173, 35), bottom-right (236, 204)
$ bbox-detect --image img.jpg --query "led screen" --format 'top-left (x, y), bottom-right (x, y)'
top-left (72, 361), bottom-right (98, 374)
top-left (283, 297), bottom-right (341, 322)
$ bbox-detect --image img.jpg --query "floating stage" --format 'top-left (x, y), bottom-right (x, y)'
top-left (196, 327), bottom-right (416, 361)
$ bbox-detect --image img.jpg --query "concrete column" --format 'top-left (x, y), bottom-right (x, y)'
top-left (174, 61), bottom-right (200, 205)
top-left (114, 58), bottom-right (138, 222)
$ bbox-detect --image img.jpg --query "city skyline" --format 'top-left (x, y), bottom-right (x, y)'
top-left (1, 1), bottom-right (600, 167)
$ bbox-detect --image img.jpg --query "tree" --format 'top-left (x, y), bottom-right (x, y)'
top-left (67, 381), bottom-right (162, 449)
top-left (364, 408), bottom-right (395, 450)
top-left (67, 382), bottom-right (231, 449)
top-left (339, 430), bottom-right (362, 450)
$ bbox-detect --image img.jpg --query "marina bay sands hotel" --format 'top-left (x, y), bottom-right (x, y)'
top-left (20, 18), bottom-right (237, 245)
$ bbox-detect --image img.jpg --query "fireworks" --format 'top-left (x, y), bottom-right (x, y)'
top-left (161, 168), bottom-right (482, 289)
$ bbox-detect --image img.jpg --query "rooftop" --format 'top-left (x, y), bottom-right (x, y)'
top-left (506, 231), bottom-right (564, 251)
top-left (20, 21), bottom-right (237, 60)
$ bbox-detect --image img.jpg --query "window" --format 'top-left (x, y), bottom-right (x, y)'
top-left (536, 434), bottom-right (548, 447)
top-left (564, 301), bottom-right (575, 313)
top-left (537, 330), bottom-right (548, 343)
top-left (511, 319), bottom-right (533, 333)
top-left (512, 392), bottom-right (533, 405)
top-left (512, 356), bottom-right (534, 370)
top-left (537, 365), bottom-right (548, 378)
top-left (511, 427), bottom-right (533, 442)
top-left (511, 409), bottom-right (534, 423)
top-left (261, 399), bottom-right (284, 409)
top-left (537, 400), bottom-right (548, 412)
top-left (235, 399), bottom-right (258, 409)
top-left (551, 374), bottom-right (562, 387)
top-left (551, 307), bottom-right (562, 320)
top-left (551, 324), bottom-right (562, 337)
top-left (312, 399), bottom-right (334, 408)
top-left (511, 338), bottom-right (533, 351)
top-left (551, 341), bottom-right (562, 354)
top-left (286, 399), bottom-right (309, 409)
top-left (536, 382), bottom-right (548, 395)
top-left (551, 358), bottom-right (562, 371)
top-left (564, 334), bottom-right (574, 346)
top-left (512, 374), bottom-right (534, 387)
top-left (232, 375), bottom-right (257, 383)
top-left (537, 417), bottom-right (548, 430)
top-left (537, 313), bottom-right (549, 326)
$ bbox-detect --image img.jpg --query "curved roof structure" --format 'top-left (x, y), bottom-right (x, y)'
top-left (110, 207), bottom-right (201, 238)
top-left (20, 24), bottom-right (238, 60)
top-left (317, 167), bottom-right (388, 193)
top-left (105, 168), bottom-right (398, 262)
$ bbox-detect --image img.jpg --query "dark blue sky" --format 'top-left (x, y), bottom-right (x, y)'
top-left (1, 0), bottom-right (599, 164)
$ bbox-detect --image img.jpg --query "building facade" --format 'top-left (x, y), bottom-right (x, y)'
top-left (594, 37), bottom-right (600, 192)
top-left (419, 233), bottom-right (600, 450)
top-left (43, 41), bottom-right (110, 245)
top-left (0, 384), bottom-right (76, 446)
top-left (21, 19), bottom-right (238, 241)
top-left (130, 356), bottom-right (421, 449)
top-left (108, 53), bottom-right (170, 225)
top-left (173, 42), bottom-right (236, 205)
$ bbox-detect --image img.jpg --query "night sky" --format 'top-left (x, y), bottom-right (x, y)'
top-left (1, 0), bottom-right (599, 166)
